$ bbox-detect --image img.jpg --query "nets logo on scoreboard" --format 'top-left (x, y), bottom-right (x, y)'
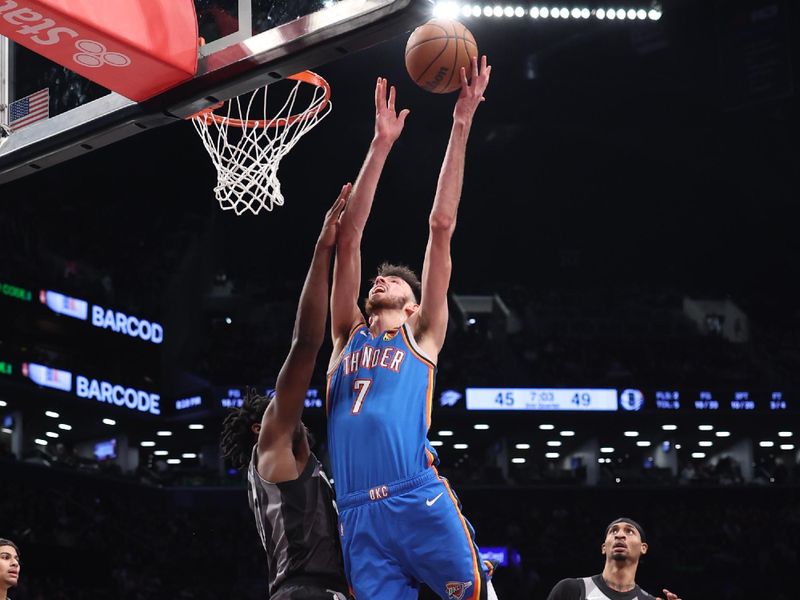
top-left (620, 389), bottom-right (645, 411)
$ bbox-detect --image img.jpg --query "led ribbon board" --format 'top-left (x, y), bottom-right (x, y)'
top-left (22, 362), bottom-right (160, 414)
top-left (40, 289), bottom-right (164, 344)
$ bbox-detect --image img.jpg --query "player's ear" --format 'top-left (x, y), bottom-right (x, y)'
top-left (640, 543), bottom-right (648, 555)
top-left (251, 423), bottom-right (261, 435)
top-left (601, 543), bottom-right (606, 556)
top-left (405, 302), bottom-right (420, 317)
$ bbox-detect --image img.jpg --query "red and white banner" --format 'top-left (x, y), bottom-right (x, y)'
top-left (0, 0), bottom-right (198, 102)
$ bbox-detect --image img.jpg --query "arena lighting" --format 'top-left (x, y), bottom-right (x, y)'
top-left (512, 457), bottom-right (526, 464)
top-left (759, 441), bottom-right (774, 447)
top-left (715, 431), bottom-right (731, 437)
top-left (539, 424), bottom-right (555, 430)
top-left (157, 430), bottom-right (172, 437)
top-left (624, 430), bottom-right (639, 437)
top-left (699, 441), bottom-right (714, 447)
top-left (438, 430), bottom-right (454, 436)
top-left (515, 443), bottom-right (531, 449)
top-left (182, 453), bottom-right (198, 459)
top-left (514, 6), bottom-right (525, 16)
top-left (189, 424), bottom-right (204, 430)
top-left (545, 452), bottom-right (560, 458)
top-left (503, 6), bottom-right (514, 17)
top-left (453, 443), bottom-right (469, 449)
top-left (662, 424), bottom-right (677, 431)
top-left (547, 440), bottom-right (562, 447)
top-left (45, 410), bottom-right (59, 418)
top-left (154, 450), bottom-right (168, 456)
top-left (691, 452), bottom-right (706, 459)
top-left (698, 425), bottom-right (714, 431)
top-left (600, 447), bottom-right (614, 453)
top-left (778, 431), bottom-right (793, 437)
top-left (0, 400), bottom-right (6, 407)
top-left (559, 430), bottom-right (575, 437)
top-left (1, 428), bottom-right (11, 434)
top-left (166, 459), bottom-right (181, 465)
top-left (430, 440), bottom-right (443, 447)
top-left (34, 438), bottom-right (47, 446)
top-left (140, 441), bottom-right (156, 447)
top-left (102, 418), bottom-right (116, 426)
top-left (473, 424), bottom-right (490, 430)
top-left (781, 444), bottom-right (795, 450)
top-left (648, 7), bottom-right (662, 20)
top-left (636, 441), bottom-right (651, 447)
top-left (675, 444), bottom-right (682, 449)
top-left (58, 423), bottom-right (72, 431)
top-left (45, 431), bottom-right (58, 438)
top-left (615, 478), bottom-right (621, 483)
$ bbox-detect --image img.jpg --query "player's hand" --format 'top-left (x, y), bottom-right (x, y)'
top-left (373, 77), bottom-right (410, 144)
top-left (318, 183), bottom-right (351, 248)
top-left (656, 589), bottom-right (682, 600)
top-left (454, 55), bottom-right (492, 122)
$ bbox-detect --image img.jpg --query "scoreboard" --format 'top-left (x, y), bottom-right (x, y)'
top-left (447, 387), bottom-right (793, 412)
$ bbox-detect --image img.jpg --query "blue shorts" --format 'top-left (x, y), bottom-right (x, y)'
top-left (337, 468), bottom-right (490, 600)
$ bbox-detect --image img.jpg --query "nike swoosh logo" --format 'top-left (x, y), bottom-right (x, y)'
top-left (426, 492), bottom-right (444, 507)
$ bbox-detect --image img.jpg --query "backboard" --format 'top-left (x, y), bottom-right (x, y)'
top-left (0, 0), bottom-right (432, 183)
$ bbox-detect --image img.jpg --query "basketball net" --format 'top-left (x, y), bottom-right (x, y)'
top-left (190, 71), bottom-right (331, 216)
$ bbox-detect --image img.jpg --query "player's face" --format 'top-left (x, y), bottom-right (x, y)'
top-left (0, 546), bottom-right (20, 588)
top-left (366, 276), bottom-right (415, 313)
top-left (602, 523), bottom-right (647, 563)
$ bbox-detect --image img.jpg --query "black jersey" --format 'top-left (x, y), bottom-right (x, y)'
top-left (547, 575), bottom-right (657, 600)
top-left (247, 448), bottom-right (348, 598)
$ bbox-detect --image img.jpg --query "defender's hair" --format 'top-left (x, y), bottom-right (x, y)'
top-left (373, 262), bottom-right (421, 303)
top-left (0, 538), bottom-right (18, 556)
top-left (220, 387), bottom-right (272, 470)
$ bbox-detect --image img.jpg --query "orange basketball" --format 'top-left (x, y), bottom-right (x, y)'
top-left (404, 19), bottom-right (478, 94)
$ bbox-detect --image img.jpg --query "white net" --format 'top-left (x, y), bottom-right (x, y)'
top-left (191, 73), bottom-right (332, 216)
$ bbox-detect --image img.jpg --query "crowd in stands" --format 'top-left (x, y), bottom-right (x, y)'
top-left (2, 455), bottom-right (797, 599)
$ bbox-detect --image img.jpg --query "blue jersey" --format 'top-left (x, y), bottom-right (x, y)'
top-left (326, 322), bottom-right (438, 497)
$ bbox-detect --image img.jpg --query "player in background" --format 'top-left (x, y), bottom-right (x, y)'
top-left (326, 57), bottom-right (497, 600)
top-left (546, 518), bottom-right (682, 600)
top-left (221, 186), bottom-right (352, 600)
top-left (0, 539), bottom-right (20, 600)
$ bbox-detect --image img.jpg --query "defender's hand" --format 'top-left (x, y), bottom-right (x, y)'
top-left (454, 55), bottom-right (492, 122)
top-left (657, 589), bottom-right (682, 600)
top-left (374, 77), bottom-right (410, 144)
top-left (318, 183), bottom-right (351, 248)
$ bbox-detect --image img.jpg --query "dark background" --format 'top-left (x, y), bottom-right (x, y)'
top-left (1, 0), bottom-right (799, 598)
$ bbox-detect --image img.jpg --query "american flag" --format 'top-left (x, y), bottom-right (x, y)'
top-left (9, 88), bottom-right (50, 132)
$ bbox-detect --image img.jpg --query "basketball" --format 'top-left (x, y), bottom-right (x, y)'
top-left (404, 19), bottom-right (478, 94)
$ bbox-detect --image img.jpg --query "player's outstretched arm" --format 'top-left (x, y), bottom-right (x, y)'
top-left (657, 589), bottom-right (682, 600)
top-left (257, 185), bottom-right (350, 477)
top-left (330, 78), bottom-right (409, 360)
top-left (413, 56), bottom-right (491, 358)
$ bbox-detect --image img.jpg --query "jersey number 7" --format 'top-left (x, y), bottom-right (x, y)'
top-left (351, 379), bottom-right (373, 414)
